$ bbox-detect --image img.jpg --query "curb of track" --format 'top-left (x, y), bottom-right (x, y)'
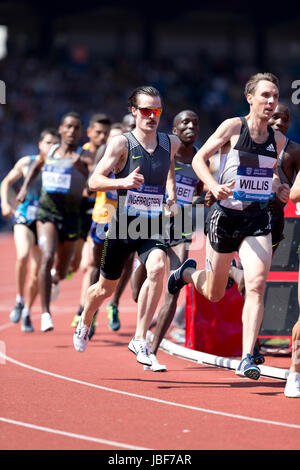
top-left (147, 331), bottom-right (289, 381)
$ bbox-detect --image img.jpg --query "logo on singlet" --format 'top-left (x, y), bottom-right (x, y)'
top-left (266, 143), bottom-right (275, 152)
top-left (132, 155), bottom-right (144, 159)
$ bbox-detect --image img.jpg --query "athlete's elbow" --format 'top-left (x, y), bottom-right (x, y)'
top-left (88, 175), bottom-right (99, 193)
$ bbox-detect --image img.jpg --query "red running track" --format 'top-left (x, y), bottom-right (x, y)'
top-left (0, 232), bottom-right (299, 453)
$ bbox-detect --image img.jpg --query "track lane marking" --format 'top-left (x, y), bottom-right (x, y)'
top-left (1, 351), bottom-right (300, 431)
top-left (0, 417), bottom-right (150, 450)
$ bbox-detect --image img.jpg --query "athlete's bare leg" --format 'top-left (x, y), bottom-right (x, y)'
top-left (81, 275), bottom-right (118, 327)
top-left (36, 221), bottom-right (59, 313)
top-left (135, 249), bottom-right (167, 340)
top-left (151, 243), bottom-right (188, 355)
top-left (238, 233), bottom-right (272, 357)
top-left (13, 224), bottom-right (35, 299)
top-left (25, 244), bottom-right (41, 309)
top-left (183, 236), bottom-right (234, 302)
top-left (131, 256), bottom-right (147, 303)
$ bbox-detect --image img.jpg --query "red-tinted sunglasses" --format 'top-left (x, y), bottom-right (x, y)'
top-left (136, 107), bottom-right (162, 117)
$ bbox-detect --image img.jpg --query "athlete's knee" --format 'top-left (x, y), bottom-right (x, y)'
top-left (245, 276), bottom-right (266, 298)
top-left (147, 259), bottom-right (165, 283)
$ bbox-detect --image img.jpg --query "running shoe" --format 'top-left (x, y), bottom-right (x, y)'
top-left (9, 302), bottom-right (24, 323)
top-left (88, 312), bottom-right (98, 340)
top-left (144, 353), bottom-right (167, 372)
top-left (71, 314), bottom-right (81, 328)
top-left (21, 313), bottom-right (34, 332)
top-left (253, 343), bottom-right (265, 365)
top-left (128, 337), bottom-right (152, 366)
top-left (41, 312), bottom-right (54, 332)
top-left (284, 372), bottom-right (300, 398)
top-left (107, 304), bottom-right (120, 331)
top-left (73, 319), bottom-right (90, 352)
top-left (167, 258), bottom-right (197, 295)
top-left (235, 354), bottom-right (261, 380)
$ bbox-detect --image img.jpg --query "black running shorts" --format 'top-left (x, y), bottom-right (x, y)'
top-left (37, 208), bottom-right (80, 242)
top-left (100, 231), bottom-right (167, 280)
top-left (204, 202), bottom-right (272, 253)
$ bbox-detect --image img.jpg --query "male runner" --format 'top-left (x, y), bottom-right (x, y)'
top-left (70, 114), bottom-right (112, 325)
top-left (167, 73), bottom-right (289, 380)
top-left (1, 129), bottom-right (60, 331)
top-left (73, 85), bottom-right (180, 369)
top-left (131, 109), bottom-right (204, 371)
top-left (17, 112), bottom-right (93, 332)
top-left (228, 103), bottom-right (300, 364)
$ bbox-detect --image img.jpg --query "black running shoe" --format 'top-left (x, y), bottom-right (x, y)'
top-left (167, 259), bottom-right (197, 295)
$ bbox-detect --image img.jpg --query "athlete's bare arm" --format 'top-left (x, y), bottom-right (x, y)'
top-left (192, 117), bottom-right (241, 200)
top-left (1, 156), bottom-right (31, 216)
top-left (88, 134), bottom-right (144, 192)
top-left (16, 154), bottom-right (45, 204)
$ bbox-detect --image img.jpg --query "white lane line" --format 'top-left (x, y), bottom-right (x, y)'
top-left (1, 351), bottom-right (300, 431)
top-left (0, 417), bottom-right (150, 450)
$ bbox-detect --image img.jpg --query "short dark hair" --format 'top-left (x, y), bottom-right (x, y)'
top-left (39, 128), bottom-right (60, 142)
top-left (128, 86), bottom-right (162, 109)
top-left (60, 111), bottom-right (82, 125)
top-left (244, 73), bottom-right (279, 97)
top-left (172, 110), bottom-right (199, 128)
top-left (89, 113), bottom-right (111, 127)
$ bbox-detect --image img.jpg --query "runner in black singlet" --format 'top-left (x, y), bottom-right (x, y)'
top-left (73, 86), bottom-right (180, 370)
top-left (17, 112), bottom-right (93, 332)
top-left (130, 110), bottom-right (205, 370)
top-left (167, 73), bottom-right (289, 381)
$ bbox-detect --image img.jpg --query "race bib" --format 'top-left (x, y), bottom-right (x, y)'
top-left (175, 174), bottom-right (198, 206)
top-left (124, 184), bottom-right (164, 217)
top-left (233, 166), bottom-right (273, 202)
top-left (42, 165), bottom-right (72, 194)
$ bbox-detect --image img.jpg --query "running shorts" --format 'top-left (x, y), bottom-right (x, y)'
top-left (204, 202), bottom-right (272, 253)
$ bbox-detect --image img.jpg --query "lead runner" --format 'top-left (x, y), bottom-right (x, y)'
top-left (167, 72), bottom-right (290, 380)
top-left (73, 85), bottom-right (180, 369)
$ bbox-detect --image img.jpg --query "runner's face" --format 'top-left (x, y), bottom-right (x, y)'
top-left (248, 80), bottom-right (279, 121)
top-left (268, 105), bottom-right (290, 135)
top-left (87, 122), bottom-right (111, 147)
top-left (59, 116), bottom-right (82, 146)
top-left (132, 94), bottom-right (162, 132)
top-left (173, 112), bottom-right (199, 144)
top-left (39, 134), bottom-right (60, 155)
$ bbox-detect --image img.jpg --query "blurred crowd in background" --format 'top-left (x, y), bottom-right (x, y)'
top-left (1, 29), bottom-right (300, 229)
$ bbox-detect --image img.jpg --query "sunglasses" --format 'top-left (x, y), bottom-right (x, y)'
top-left (136, 107), bottom-right (162, 117)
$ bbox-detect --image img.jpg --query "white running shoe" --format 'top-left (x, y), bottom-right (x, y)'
top-left (284, 372), bottom-right (300, 398)
top-left (144, 353), bottom-right (167, 372)
top-left (73, 320), bottom-right (90, 352)
top-left (128, 338), bottom-right (152, 366)
top-left (41, 312), bottom-right (54, 332)
top-left (51, 282), bottom-right (60, 302)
